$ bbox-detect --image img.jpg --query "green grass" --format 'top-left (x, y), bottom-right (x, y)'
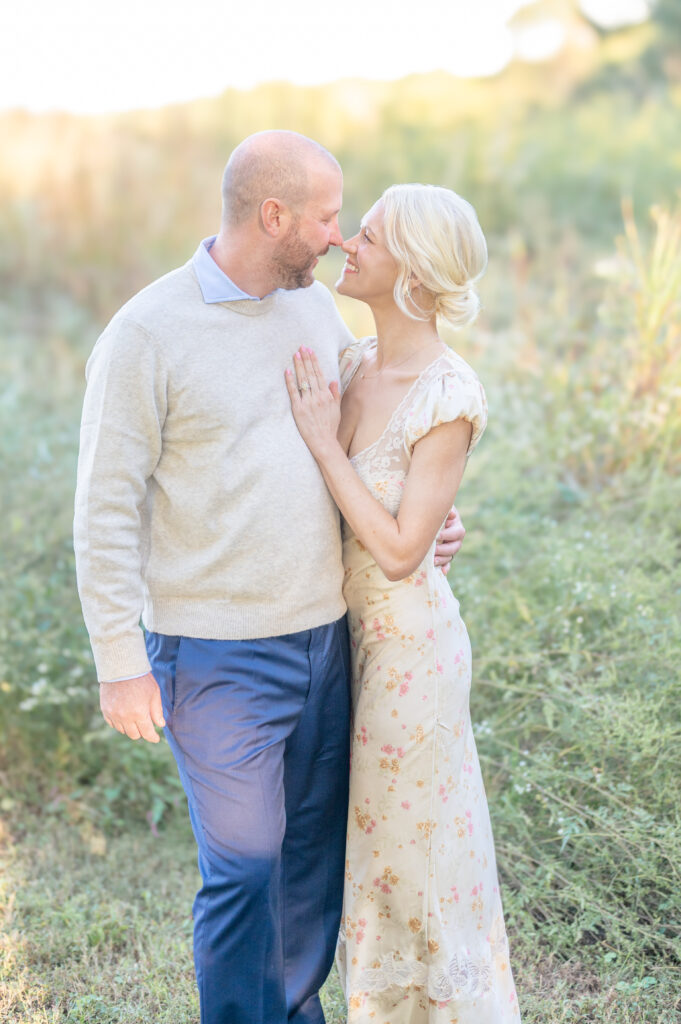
top-left (0, 814), bottom-right (199, 1023)
top-left (0, 810), bottom-right (348, 1023)
top-left (1, 812), bottom-right (678, 1022)
top-left (1, 326), bottom-right (679, 1019)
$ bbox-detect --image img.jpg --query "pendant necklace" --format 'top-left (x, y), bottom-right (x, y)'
top-left (359, 339), bottom-right (443, 380)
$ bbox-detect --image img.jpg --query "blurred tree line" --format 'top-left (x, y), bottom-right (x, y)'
top-left (1, 0), bottom-right (679, 324)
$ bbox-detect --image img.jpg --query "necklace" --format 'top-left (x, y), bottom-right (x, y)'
top-left (359, 339), bottom-right (443, 380)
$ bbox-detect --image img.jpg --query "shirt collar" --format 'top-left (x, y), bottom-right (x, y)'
top-left (192, 236), bottom-right (267, 304)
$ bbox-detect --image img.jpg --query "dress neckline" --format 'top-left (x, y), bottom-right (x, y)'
top-left (346, 339), bottom-right (450, 464)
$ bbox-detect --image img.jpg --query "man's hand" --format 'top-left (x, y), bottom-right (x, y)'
top-left (434, 506), bottom-right (466, 575)
top-left (100, 673), bottom-right (165, 743)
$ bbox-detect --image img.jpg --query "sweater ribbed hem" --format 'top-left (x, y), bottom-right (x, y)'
top-left (142, 596), bottom-right (348, 642)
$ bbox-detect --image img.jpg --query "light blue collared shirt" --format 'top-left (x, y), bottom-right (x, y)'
top-left (192, 236), bottom-right (272, 303)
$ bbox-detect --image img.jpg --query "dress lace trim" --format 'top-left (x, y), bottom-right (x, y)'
top-left (360, 951), bottom-right (493, 1000)
top-left (338, 921), bottom-right (511, 1003)
top-left (342, 340), bottom-right (484, 486)
top-left (346, 345), bottom-right (447, 463)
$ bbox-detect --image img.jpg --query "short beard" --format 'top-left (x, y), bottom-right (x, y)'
top-left (270, 219), bottom-right (320, 290)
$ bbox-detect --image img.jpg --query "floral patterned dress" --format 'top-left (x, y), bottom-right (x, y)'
top-left (336, 338), bottom-right (520, 1024)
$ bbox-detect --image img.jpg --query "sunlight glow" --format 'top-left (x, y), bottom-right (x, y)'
top-left (513, 18), bottom-right (566, 62)
top-left (578, 0), bottom-right (655, 30)
top-left (0, 0), bottom-right (538, 114)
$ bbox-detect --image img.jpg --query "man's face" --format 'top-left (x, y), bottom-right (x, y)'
top-left (272, 164), bottom-right (344, 290)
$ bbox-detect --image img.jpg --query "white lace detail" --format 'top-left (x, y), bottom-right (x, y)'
top-left (337, 912), bottom-right (511, 1004)
top-left (356, 949), bottom-right (499, 1001)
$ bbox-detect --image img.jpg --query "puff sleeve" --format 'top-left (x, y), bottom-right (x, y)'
top-left (403, 369), bottom-right (488, 457)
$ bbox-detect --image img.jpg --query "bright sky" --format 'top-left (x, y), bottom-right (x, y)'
top-left (0, 0), bottom-right (653, 115)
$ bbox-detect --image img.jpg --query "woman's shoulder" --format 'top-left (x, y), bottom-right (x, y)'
top-left (433, 346), bottom-right (483, 387)
top-left (406, 347), bottom-right (488, 454)
top-left (339, 336), bottom-right (376, 388)
top-left (340, 335), bottom-right (376, 362)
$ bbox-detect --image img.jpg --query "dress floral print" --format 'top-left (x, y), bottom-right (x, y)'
top-left (337, 338), bottom-right (520, 1024)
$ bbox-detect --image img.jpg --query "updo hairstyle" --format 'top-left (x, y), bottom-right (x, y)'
top-left (381, 183), bottom-right (488, 329)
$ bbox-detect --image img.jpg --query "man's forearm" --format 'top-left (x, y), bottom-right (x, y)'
top-left (74, 316), bottom-right (166, 681)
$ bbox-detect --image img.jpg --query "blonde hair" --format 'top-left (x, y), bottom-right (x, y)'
top-left (381, 183), bottom-right (488, 329)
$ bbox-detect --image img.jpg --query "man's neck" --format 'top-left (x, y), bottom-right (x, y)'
top-left (210, 232), bottom-right (278, 300)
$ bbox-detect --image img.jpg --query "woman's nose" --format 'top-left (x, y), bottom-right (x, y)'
top-left (342, 233), bottom-right (359, 254)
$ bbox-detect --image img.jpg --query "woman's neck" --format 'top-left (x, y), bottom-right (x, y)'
top-left (370, 301), bottom-right (441, 369)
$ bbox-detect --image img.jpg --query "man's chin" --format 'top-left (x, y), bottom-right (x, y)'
top-left (298, 266), bottom-right (317, 289)
top-left (277, 270), bottom-right (316, 291)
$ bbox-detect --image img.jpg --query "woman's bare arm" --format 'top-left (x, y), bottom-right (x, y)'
top-left (286, 347), bottom-right (471, 581)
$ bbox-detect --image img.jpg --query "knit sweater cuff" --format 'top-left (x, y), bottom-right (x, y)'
top-left (92, 630), bottom-right (152, 683)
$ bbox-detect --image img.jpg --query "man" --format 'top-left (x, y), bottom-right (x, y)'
top-left (74, 130), bottom-right (465, 1024)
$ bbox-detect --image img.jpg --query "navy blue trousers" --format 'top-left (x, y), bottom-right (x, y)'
top-left (147, 618), bottom-right (351, 1024)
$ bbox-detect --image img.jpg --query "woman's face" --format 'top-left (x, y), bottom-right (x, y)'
top-left (336, 200), bottom-right (399, 304)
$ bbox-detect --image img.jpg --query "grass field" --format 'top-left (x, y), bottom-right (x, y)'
top-left (1, 809), bottom-right (678, 1022)
top-left (1, 283), bottom-right (679, 1018)
top-left (2, 221), bottom-right (680, 1021)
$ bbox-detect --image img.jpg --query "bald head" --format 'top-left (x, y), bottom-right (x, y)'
top-left (221, 131), bottom-right (340, 228)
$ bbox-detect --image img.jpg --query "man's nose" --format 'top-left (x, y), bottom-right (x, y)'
top-left (328, 221), bottom-right (344, 247)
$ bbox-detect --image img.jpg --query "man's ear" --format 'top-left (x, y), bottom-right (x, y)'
top-left (260, 198), bottom-right (292, 238)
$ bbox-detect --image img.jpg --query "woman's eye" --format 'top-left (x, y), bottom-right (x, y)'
top-left (363, 230), bottom-right (371, 243)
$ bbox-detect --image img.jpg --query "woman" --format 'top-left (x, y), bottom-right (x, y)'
top-left (285, 184), bottom-right (520, 1023)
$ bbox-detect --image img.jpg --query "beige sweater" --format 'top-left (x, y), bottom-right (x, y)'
top-left (74, 262), bottom-right (354, 681)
